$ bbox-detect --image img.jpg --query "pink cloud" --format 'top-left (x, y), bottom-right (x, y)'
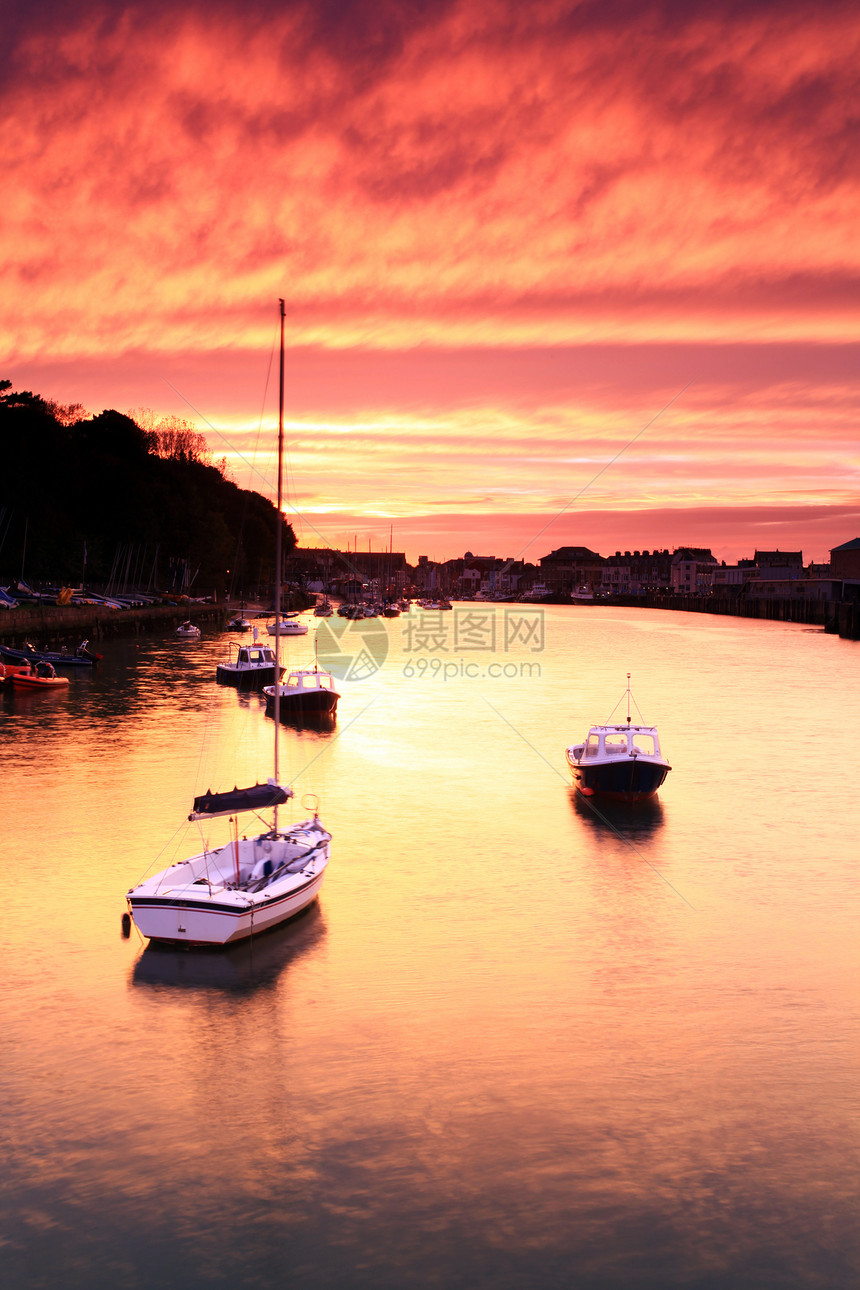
top-left (3, 1), bottom-right (859, 564)
top-left (3, 0), bottom-right (860, 360)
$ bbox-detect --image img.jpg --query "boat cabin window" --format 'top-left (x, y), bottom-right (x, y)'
top-left (239, 650), bottom-right (249, 663)
top-left (604, 733), bottom-right (628, 756)
top-left (288, 674), bottom-right (301, 687)
top-left (585, 734), bottom-right (600, 758)
top-left (632, 733), bottom-right (656, 756)
top-left (319, 676), bottom-right (332, 689)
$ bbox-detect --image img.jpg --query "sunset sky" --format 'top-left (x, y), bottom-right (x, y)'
top-left (4, 0), bottom-right (859, 564)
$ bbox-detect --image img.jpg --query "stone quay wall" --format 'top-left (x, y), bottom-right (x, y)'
top-left (604, 593), bottom-right (859, 639)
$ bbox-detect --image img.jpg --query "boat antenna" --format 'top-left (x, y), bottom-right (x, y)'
top-left (627, 672), bottom-right (631, 725)
top-left (273, 298), bottom-right (285, 829)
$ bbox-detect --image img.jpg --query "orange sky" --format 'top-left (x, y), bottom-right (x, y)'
top-left (4, 0), bottom-right (860, 563)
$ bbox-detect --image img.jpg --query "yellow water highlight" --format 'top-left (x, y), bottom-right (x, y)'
top-left (0, 606), bottom-right (857, 1288)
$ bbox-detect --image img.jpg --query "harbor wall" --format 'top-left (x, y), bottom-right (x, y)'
top-left (0, 603), bottom-right (228, 647)
top-left (608, 593), bottom-right (860, 639)
top-left (0, 589), bottom-right (316, 648)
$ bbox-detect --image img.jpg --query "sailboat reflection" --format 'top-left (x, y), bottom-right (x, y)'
top-left (570, 788), bottom-right (665, 842)
top-left (131, 902), bottom-right (326, 993)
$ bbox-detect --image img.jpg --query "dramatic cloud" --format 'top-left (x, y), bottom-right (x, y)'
top-left (3, 0), bottom-right (859, 560)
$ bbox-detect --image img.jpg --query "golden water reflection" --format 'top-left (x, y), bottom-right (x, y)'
top-left (0, 612), bottom-right (858, 1289)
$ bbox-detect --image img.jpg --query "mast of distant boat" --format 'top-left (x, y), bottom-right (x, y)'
top-left (273, 299), bottom-right (285, 828)
top-left (626, 672), bottom-right (632, 726)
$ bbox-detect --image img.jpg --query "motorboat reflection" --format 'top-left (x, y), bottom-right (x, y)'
top-left (570, 788), bottom-right (665, 842)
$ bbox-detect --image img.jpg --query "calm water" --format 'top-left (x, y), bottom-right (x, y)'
top-left (1, 606), bottom-right (857, 1289)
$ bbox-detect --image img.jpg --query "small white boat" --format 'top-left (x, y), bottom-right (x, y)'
top-left (216, 640), bottom-right (284, 689)
top-left (314, 598), bottom-right (333, 617)
top-left (565, 675), bottom-right (671, 802)
top-left (267, 616), bottom-right (308, 636)
top-left (227, 615), bottom-right (252, 631)
top-left (126, 782), bottom-right (331, 945)
top-left (521, 583), bottom-right (551, 602)
top-left (263, 662), bottom-right (340, 724)
top-left (175, 620), bottom-right (200, 638)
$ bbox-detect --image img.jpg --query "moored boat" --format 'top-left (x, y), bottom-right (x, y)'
top-left (565, 675), bottom-right (670, 802)
top-left (216, 639), bottom-right (284, 689)
top-left (11, 661), bottom-right (70, 691)
top-left (263, 662), bottom-right (340, 724)
top-left (175, 620), bottom-right (201, 638)
top-left (267, 616), bottom-right (308, 636)
top-left (0, 639), bottom-right (100, 667)
top-left (126, 782), bottom-right (330, 945)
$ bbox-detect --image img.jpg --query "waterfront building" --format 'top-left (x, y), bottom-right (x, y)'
top-left (670, 548), bottom-right (718, 594)
top-left (830, 537), bottom-right (860, 580)
top-left (540, 546), bottom-right (604, 595)
top-left (754, 549), bottom-right (803, 570)
top-left (600, 549), bottom-right (672, 596)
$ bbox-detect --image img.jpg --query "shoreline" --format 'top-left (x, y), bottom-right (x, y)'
top-left (2, 590), bottom-right (857, 647)
top-left (0, 589), bottom-right (317, 647)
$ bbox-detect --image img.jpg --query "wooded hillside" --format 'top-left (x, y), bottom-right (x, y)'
top-left (0, 381), bottom-right (294, 593)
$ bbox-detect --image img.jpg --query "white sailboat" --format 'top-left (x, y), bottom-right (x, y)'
top-left (126, 300), bottom-right (332, 946)
top-left (267, 613), bottom-right (308, 635)
top-left (174, 619), bottom-right (200, 638)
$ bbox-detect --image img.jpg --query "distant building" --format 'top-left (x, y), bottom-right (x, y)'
top-left (830, 538), bottom-right (860, 580)
top-left (751, 577), bottom-right (842, 602)
top-left (540, 546), bottom-right (604, 594)
top-left (671, 548), bottom-right (718, 594)
top-left (754, 549), bottom-right (803, 570)
top-left (454, 554), bottom-right (533, 598)
top-left (711, 564), bottom-right (746, 593)
top-left (600, 549), bottom-right (672, 595)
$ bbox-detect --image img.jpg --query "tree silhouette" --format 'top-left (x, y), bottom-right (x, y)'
top-left (0, 382), bottom-right (294, 589)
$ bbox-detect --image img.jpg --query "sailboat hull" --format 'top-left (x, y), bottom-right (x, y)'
top-left (129, 867), bottom-right (327, 945)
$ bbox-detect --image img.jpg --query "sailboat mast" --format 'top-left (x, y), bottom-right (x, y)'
top-left (273, 299), bottom-right (285, 824)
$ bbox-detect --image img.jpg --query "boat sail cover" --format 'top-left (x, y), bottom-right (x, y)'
top-left (189, 781), bottom-right (294, 820)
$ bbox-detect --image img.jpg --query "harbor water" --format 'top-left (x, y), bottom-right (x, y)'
top-left (1, 605), bottom-right (857, 1289)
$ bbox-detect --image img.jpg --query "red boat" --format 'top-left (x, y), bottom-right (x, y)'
top-left (10, 662), bottom-right (70, 691)
top-left (0, 661), bottom-right (31, 686)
